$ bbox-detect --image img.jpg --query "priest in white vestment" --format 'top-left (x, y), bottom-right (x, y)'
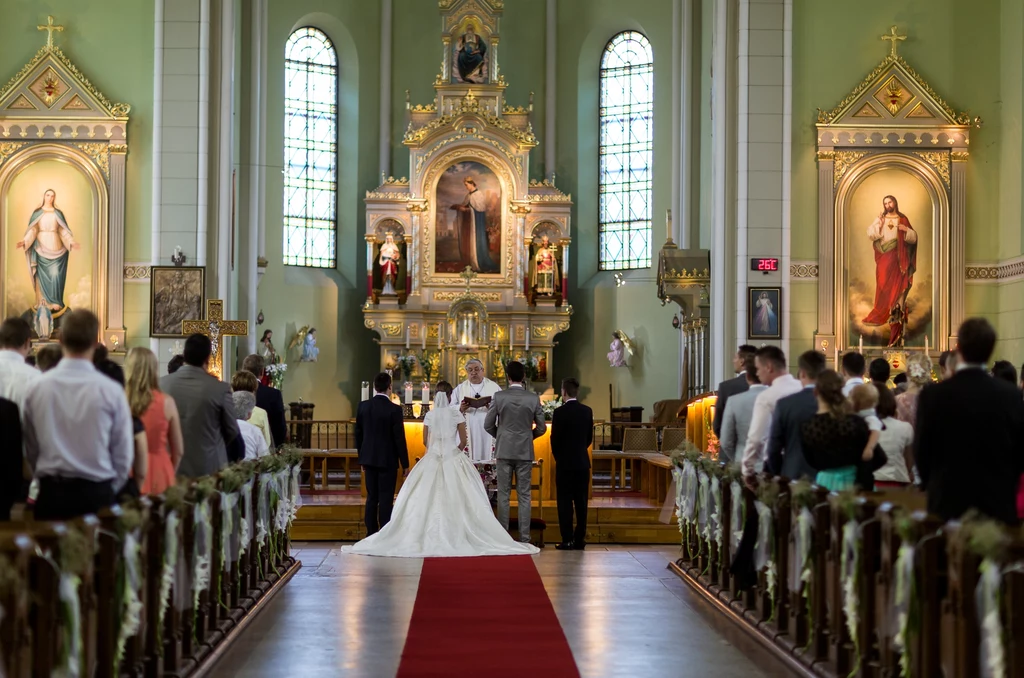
top-left (450, 358), bottom-right (501, 461)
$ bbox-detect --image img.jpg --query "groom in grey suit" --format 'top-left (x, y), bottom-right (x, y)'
top-left (484, 361), bottom-right (547, 543)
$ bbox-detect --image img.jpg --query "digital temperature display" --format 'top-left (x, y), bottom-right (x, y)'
top-left (750, 258), bottom-right (780, 272)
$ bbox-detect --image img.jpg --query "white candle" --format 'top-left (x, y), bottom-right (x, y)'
top-left (404, 382), bottom-right (414, 404)
top-left (525, 325), bottom-right (530, 351)
top-left (834, 346), bottom-right (839, 367)
top-left (859, 335), bottom-right (863, 353)
top-left (405, 324), bottom-right (410, 349)
top-left (360, 381), bottom-right (370, 402)
top-left (510, 328), bottom-right (514, 351)
top-left (421, 323), bottom-right (426, 349)
top-left (421, 382), bottom-right (430, 404)
top-left (925, 335), bottom-right (929, 353)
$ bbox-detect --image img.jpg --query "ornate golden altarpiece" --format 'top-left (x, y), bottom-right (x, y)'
top-left (0, 17), bottom-right (130, 348)
top-left (813, 27), bottom-right (978, 367)
top-left (363, 0), bottom-right (572, 389)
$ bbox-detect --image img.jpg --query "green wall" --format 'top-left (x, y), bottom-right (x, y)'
top-left (791, 0), bottom-right (1020, 355)
top-left (0, 1), bottom-right (154, 346)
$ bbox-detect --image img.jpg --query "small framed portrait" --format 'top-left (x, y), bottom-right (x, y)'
top-left (748, 287), bottom-right (781, 340)
top-left (150, 266), bottom-right (205, 338)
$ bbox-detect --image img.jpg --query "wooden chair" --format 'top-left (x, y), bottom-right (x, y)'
top-left (661, 427), bottom-right (688, 455)
top-left (618, 427), bottom-right (658, 490)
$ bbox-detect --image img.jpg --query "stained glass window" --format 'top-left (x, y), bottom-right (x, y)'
top-left (283, 28), bottom-right (338, 268)
top-left (599, 31), bottom-right (653, 271)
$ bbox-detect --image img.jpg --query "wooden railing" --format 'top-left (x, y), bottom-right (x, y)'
top-left (0, 456), bottom-right (302, 677)
top-left (287, 419), bottom-right (356, 450)
top-left (668, 462), bottom-right (1024, 678)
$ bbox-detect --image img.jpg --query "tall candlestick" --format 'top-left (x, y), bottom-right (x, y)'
top-left (925, 335), bottom-right (929, 353)
top-left (405, 324), bottom-right (410, 349)
top-left (525, 326), bottom-right (530, 351)
top-left (421, 323), bottom-right (426, 349)
top-left (834, 346), bottom-right (839, 367)
top-left (859, 335), bottom-right (863, 353)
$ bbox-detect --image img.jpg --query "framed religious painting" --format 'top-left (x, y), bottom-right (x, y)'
top-left (433, 161), bottom-right (502, 275)
top-left (748, 287), bottom-right (781, 340)
top-left (150, 266), bottom-right (205, 337)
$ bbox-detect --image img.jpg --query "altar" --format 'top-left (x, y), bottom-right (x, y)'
top-left (361, 0), bottom-right (573, 394)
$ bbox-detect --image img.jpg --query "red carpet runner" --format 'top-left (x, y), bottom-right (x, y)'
top-left (397, 555), bottom-right (580, 677)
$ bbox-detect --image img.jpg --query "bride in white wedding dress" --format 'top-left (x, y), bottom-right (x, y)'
top-left (345, 385), bottom-right (539, 558)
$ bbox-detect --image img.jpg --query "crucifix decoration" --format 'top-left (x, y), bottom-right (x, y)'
top-left (881, 25), bottom-right (906, 57)
top-left (37, 16), bottom-right (64, 50)
top-left (459, 265), bottom-right (478, 291)
top-left (181, 299), bottom-right (249, 379)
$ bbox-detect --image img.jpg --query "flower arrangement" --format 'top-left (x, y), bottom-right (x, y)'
top-left (705, 432), bottom-right (720, 459)
top-left (419, 350), bottom-right (441, 383)
top-left (541, 397), bottom-right (562, 420)
top-left (396, 354), bottom-right (418, 381)
top-left (265, 357), bottom-right (287, 390)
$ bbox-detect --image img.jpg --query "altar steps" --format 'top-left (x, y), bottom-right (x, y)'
top-left (291, 493), bottom-right (682, 544)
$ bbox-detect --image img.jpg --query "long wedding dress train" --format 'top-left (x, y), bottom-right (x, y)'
top-left (344, 393), bottom-right (539, 558)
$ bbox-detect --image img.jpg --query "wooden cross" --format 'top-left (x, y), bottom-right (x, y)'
top-left (37, 16), bottom-right (64, 50)
top-left (181, 299), bottom-right (249, 380)
top-left (881, 25), bottom-right (906, 58)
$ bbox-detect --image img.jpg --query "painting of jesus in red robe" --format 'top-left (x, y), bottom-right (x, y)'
top-left (862, 195), bottom-right (917, 326)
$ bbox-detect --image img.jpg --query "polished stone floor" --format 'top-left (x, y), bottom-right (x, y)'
top-left (213, 543), bottom-right (793, 678)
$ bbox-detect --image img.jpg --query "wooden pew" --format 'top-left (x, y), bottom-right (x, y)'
top-left (95, 505), bottom-right (124, 678)
top-left (783, 484), bottom-right (828, 656)
top-left (0, 532), bottom-right (36, 678)
top-left (1004, 543), bottom-right (1024, 678)
top-left (913, 514), bottom-right (947, 678)
top-left (940, 522), bottom-right (980, 678)
top-left (144, 497), bottom-right (167, 678)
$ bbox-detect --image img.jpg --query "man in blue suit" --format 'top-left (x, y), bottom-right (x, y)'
top-left (764, 350), bottom-right (825, 480)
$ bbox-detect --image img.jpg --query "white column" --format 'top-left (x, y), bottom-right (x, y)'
top-left (709, 0), bottom-right (728, 386)
top-left (379, 0), bottom-right (392, 178)
top-left (216, 0), bottom-right (234, 302)
top-left (243, 0), bottom-right (263, 355)
top-left (196, 0), bottom-right (210, 266)
top-left (781, 0), bottom-right (793, 359)
top-left (151, 0), bottom-right (164, 352)
top-left (258, 0), bottom-right (268, 265)
top-left (545, 0), bottom-right (556, 179)
top-left (734, 0), bottom-right (749, 348)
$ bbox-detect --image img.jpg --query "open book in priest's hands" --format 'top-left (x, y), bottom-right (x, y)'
top-left (461, 396), bottom-right (492, 409)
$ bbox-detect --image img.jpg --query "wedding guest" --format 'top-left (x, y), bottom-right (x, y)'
top-left (893, 372), bottom-right (909, 395)
top-left (873, 386), bottom-right (914, 488)
top-left (355, 372), bottom-right (409, 535)
top-left (848, 383), bottom-right (887, 491)
top-left (551, 377), bottom-right (593, 551)
top-left (35, 343), bottom-right (63, 372)
top-left (712, 344), bottom-right (757, 438)
top-left (869, 357), bottom-right (891, 390)
top-left (242, 354), bottom-right (287, 448)
top-left (167, 354), bottom-right (186, 374)
top-left (938, 350), bottom-right (957, 380)
top-left (991, 360), bottom-right (1018, 387)
top-left (232, 370), bottom-right (273, 448)
top-left (93, 344), bottom-right (125, 385)
top-left (0, 396), bottom-right (24, 520)
top-left (719, 354), bottom-right (766, 464)
top-left (915, 318), bottom-right (1024, 523)
top-left (232, 391), bottom-right (269, 460)
top-left (765, 350), bottom-right (826, 480)
top-left (0, 317), bottom-right (40, 406)
top-left (896, 353), bottom-right (932, 427)
top-left (125, 347), bottom-right (184, 495)
top-left (741, 346), bottom-right (802, 481)
top-left (800, 370), bottom-right (869, 492)
top-left (23, 310), bottom-right (133, 520)
top-left (841, 352), bottom-right (866, 397)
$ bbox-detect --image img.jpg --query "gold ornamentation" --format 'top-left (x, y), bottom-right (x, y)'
top-left (912, 151), bottom-right (950, 187)
top-left (37, 16), bottom-right (65, 50)
top-left (874, 76), bottom-right (913, 116)
top-left (29, 67), bottom-right (68, 107)
top-left (434, 290), bottom-right (501, 302)
top-left (532, 324), bottom-right (554, 338)
top-left (0, 45), bottom-right (131, 120)
top-left (557, 321), bottom-right (570, 332)
top-left (509, 202), bottom-right (531, 214)
top-left (123, 264), bottom-right (151, 280)
top-left (880, 25), bottom-right (906, 58)
top-left (951, 151), bottom-right (970, 163)
top-left (833, 151), bottom-right (868, 187)
top-left (404, 94), bottom-right (537, 147)
top-left (409, 104), bottom-right (436, 113)
top-left (382, 176), bottom-right (409, 185)
top-left (817, 151), bottom-right (835, 161)
top-left (905, 102), bottom-right (934, 119)
top-left (73, 142), bottom-right (110, 181)
top-left (364, 319), bottom-right (376, 329)
top-left (852, 102), bottom-right (882, 118)
top-left (365, 191), bottom-right (412, 200)
top-left (257, 256), bottom-right (268, 267)
top-left (503, 105), bottom-right (528, 114)
top-left (662, 267), bottom-right (710, 279)
top-left (108, 144), bottom-right (127, 154)
top-left (378, 322), bottom-right (403, 337)
top-left (790, 263), bottom-right (819, 279)
top-left (7, 93), bottom-right (37, 110)
top-left (181, 300), bottom-right (248, 380)
top-left (60, 93), bottom-right (90, 111)
top-left (0, 141), bottom-right (27, 167)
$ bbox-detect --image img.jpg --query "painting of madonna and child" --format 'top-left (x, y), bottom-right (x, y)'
top-left (3, 159), bottom-right (95, 341)
top-left (846, 168), bottom-right (934, 349)
top-left (434, 161), bottom-right (502, 274)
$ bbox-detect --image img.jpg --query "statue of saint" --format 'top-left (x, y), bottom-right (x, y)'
top-left (17, 189), bottom-right (79, 336)
top-left (607, 332), bottom-right (627, 368)
top-left (301, 327), bottom-right (319, 362)
top-left (379, 233), bottom-right (401, 295)
top-left (454, 24), bottom-right (488, 83)
top-left (531, 235), bottom-right (559, 296)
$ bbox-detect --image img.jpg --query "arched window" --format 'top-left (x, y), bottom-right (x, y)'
top-left (283, 27), bottom-right (338, 268)
top-left (599, 31), bottom-right (653, 271)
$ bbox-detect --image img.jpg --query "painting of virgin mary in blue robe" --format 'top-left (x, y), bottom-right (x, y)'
top-left (15, 189), bottom-right (79, 334)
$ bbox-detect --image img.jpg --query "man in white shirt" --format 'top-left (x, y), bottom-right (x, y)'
top-left (232, 391), bottom-right (269, 460)
top-left (0, 317), bottom-right (41, 407)
top-left (740, 346), bottom-right (802, 480)
top-left (841, 351), bottom-right (866, 397)
top-left (23, 310), bottom-right (133, 520)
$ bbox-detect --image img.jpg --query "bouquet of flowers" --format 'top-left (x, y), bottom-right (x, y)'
top-left (265, 359), bottom-right (287, 390)
top-left (419, 350), bottom-right (441, 383)
top-left (396, 354), bottom-right (417, 381)
top-left (541, 397), bottom-right (563, 421)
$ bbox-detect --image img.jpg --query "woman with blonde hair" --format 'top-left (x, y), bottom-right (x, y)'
top-left (231, 370), bottom-right (272, 448)
top-left (895, 351), bottom-right (932, 426)
top-left (125, 347), bottom-right (184, 494)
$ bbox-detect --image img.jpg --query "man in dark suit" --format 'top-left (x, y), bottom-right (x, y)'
top-left (765, 350), bottom-right (825, 480)
top-left (355, 372), bottom-right (409, 535)
top-left (242, 354), bottom-right (287, 448)
top-left (0, 396), bottom-right (24, 520)
top-left (551, 377), bottom-right (593, 550)
top-left (915, 318), bottom-right (1024, 524)
top-left (161, 334), bottom-right (244, 476)
top-left (713, 344), bottom-right (757, 438)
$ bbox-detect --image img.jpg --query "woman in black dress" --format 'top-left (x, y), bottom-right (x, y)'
top-left (801, 370), bottom-right (871, 491)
